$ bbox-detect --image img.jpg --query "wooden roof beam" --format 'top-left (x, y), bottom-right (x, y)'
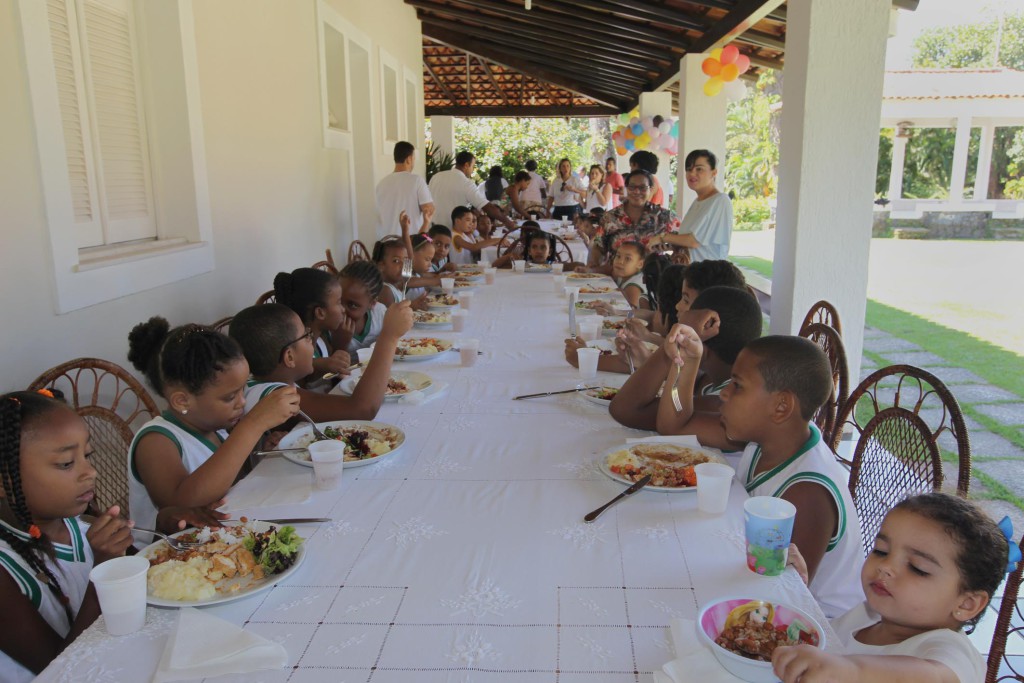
top-left (476, 57), bottom-right (511, 107)
top-left (424, 59), bottom-right (461, 106)
top-left (426, 105), bottom-right (619, 117)
top-left (565, 0), bottom-right (708, 31)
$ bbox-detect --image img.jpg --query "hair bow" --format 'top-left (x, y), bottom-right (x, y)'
top-left (999, 516), bottom-right (1022, 573)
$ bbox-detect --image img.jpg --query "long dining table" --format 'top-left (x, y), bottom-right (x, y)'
top-left (38, 269), bottom-right (833, 682)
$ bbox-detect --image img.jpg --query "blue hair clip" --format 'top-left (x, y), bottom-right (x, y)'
top-left (999, 516), bottom-right (1022, 573)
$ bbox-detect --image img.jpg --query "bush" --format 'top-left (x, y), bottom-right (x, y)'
top-left (732, 196), bottom-right (770, 231)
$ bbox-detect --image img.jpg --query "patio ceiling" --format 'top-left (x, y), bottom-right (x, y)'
top-left (411, 0), bottom-right (919, 117)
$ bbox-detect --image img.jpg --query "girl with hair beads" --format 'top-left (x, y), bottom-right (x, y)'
top-left (127, 320), bottom-right (300, 534)
top-left (776, 492), bottom-right (1011, 683)
top-left (272, 267), bottom-right (351, 379)
top-left (0, 391), bottom-right (134, 680)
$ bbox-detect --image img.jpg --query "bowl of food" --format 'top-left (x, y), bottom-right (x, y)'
top-left (696, 597), bottom-right (825, 682)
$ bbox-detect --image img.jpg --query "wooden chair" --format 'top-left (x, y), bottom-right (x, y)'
top-left (324, 248), bottom-right (337, 271)
top-left (28, 358), bottom-right (159, 514)
top-left (799, 299), bottom-right (842, 337)
top-left (310, 259), bottom-right (337, 274)
top-left (799, 322), bottom-right (850, 448)
top-left (986, 534), bottom-right (1024, 682)
top-left (834, 365), bottom-right (971, 555)
top-left (256, 290), bottom-right (276, 305)
top-left (347, 240), bottom-right (370, 264)
top-left (496, 232), bottom-right (574, 264)
top-left (210, 316), bottom-right (234, 333)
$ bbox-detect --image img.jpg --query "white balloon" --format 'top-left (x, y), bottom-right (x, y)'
top-left (724, 79), bottom-right (747, 102)
top-left (658, 121), bottom-right (672, 135)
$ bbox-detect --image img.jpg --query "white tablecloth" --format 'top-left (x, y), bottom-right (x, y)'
top-left (37, 272), bottom-right (833, 682)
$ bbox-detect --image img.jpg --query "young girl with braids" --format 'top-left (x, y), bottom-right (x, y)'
top-left (273, 267), bottom-right (351, 379)
top-left (373, 211), bottom-right (441, 309)
top-left (0, 391), bottom-right (134, 679)
top-left (332, 261), bottom-right (406, 355)
top-left (127, 320), bottom-right (300, 536)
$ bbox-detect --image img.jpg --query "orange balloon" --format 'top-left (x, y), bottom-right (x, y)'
top-left (703, 77), bottom-right (723, 97)
top-left (702, 58), bottom-right (721, 77)
top-left (624, 129), bottom-right (635, 140)
top-left (720, 63), bottom-right (739, 82)
top-left (721, 44), bottom-right (739, 65)
top-left (616, 145), bottom-right (627, 156)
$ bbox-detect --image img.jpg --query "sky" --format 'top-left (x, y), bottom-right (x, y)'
top-left (885, 0), bottom-right (1020, 69)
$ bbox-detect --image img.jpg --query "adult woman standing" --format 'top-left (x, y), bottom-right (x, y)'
top-left (583, 164), bottom-right (612, 212)
top-left (503, 171), bottom-right (536, 218)
top-left (547, 158), bottom-right (584, 221)
top-left (650, 149), bottom-right (733, 263)
top-left (584, 170), bottom-right (680, 274)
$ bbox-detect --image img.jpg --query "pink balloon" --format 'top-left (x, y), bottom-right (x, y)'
top-left (735, 54), bottom-right (751, 74)
top-left (721, 44), bottom-right (739, 65)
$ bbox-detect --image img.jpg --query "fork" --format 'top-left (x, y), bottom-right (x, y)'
top-left (131, 526), bottom-right (203, 551)
top-left (296, 409), bottom-right (331, 441)
top-left (623, 309), bottom-right (636, 374)
top-left (399, 258), bottom-right (414, 298)
top-left (670, 362), bottom-right (684, 412)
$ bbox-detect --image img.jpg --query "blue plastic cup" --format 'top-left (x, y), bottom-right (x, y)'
top-left (744, 496), bottom-right (796, 576)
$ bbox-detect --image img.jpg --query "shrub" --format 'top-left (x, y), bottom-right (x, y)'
top-left (732, 196), bottom-right (770, 231)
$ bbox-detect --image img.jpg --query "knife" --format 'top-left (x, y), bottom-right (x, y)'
top-left (568, 291), bottom-right (578, 339)
top-left (513, 386), bottom-right (600, 400)
top-left (226, 518), bottom-right (331, 524)
top-left (583, 474), bottom-right (653, 523)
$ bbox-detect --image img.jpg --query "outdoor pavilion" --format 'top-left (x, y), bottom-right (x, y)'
top-left (412, 0), bottom-right (919, 379)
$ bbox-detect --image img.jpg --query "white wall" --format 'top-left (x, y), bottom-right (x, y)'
top-left (0, 0), bottom-right (423, 390)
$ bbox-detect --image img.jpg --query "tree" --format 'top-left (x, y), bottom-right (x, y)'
top-left (725, 71), bottom-right (780, 199)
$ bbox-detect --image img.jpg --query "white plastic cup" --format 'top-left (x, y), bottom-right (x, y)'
top-left (308, 440), bottom-right (346, 490)
top-left (90, 555), bottom-right (150, 635)
top-left (564, 285), bottom-right (580, 301)
top-left (577, 317), bottom-right (601, 342)
top-left (440, 277), bottom-right (455, 294)
top-left (357, 347), bottom-right (373, 365)
top-left (484, 267), bottom-right (496, 285)
top-left (459, 290), bottom-right (474, 309)
top-left (459, 338), bottom-right (480, 367)
top-left (550, 263), bottom-right (564, 274)
top-left (561, 215), bottom-right (569, 227)
top-left (530, 213), bottom-right (537, 221)
top-left (512, 260), bottom-right (526, 273)
top-left (695, 462), bottom-right (734, 515)
top-left (553, 274), bottom-right (567, 294)
top-left (577, 347), bottom-right (600, 379)
top-left (451, 309), bottom-right (468, 332)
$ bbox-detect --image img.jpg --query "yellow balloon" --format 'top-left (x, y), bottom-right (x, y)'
top-left (703, 77), bottom-right (723, 97)
top-left (720, 63), bottom-right (739, 82)
top-left (711, 48), bottom-right (723, 61)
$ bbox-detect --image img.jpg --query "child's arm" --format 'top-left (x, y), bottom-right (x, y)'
top-left (608, 338), bottom-right (676, 430)
top-left (773, 645), bottom-right (963, 683)
top-left (136, 388), bottom-right (300, 509)
top-left (408, 274), bottom-right (441, 288)
top-left (453, 233), bottom-right (501, 253)
top-left (781, 481), bottom-right (838, 583)
top-left (400, 210), bottom-right (415, 261)
top-left (563, 337), bottom-right (631, 374)
top-left (312, 350), bottom-right (352, 377)
top-left (620, 284), bottom-right (642, 309)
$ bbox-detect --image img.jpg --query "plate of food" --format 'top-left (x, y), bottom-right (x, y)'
top-left (394, 336), bottom-right (453, 361)
top-left (453, 280), bottom-right (476, 291)
top-left (455, 265), bottom-right (484, 274)
top-left (141, 521), bottom-right (305, 607)
top-left (277, 420), bottom-right (407, 468)
top-left (601, 316), bottom-right (647, 336)
top-left (426, 294), bottom-right (460, 309)
top-left (336, 371), bottom-right (433, 402)
top-left (524, 263), bottom-right (553, 273)
top-left (453, 272), bottom-right (485, 283)
top-left (599, 442), bottom-right (727, 492)
top-left (581, 386), bottom-right (620, 407)
top-left (414, 310), bottom-right (452, 328)
top-left (574, 298), bottom-right (625, 315)
top-left (566, 272), bottom-right (610, 281)
top-left (578, 285), bottom-right (617, 298)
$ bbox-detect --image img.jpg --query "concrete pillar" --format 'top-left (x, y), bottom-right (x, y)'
top-left (888, 128), bottom-right (908, 200)
top-left (949, 115), bottom-right (972, 200)
top-left (431, 115), bottom-right (455, 156)
top-left (640, 91), bottom-right (674, 208)
top-left (974, 122), bottom-right (995, 200)
top-left (772, 0), bottom-right (890, 381)
top-left (677, 54), bottom-right (727, 217)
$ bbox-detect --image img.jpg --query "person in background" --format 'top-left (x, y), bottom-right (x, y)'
top-left (504, 171), bottom-right (534, 219)
top-left (478, 165), bottom-right (508, 205)
top-left (630, 150), bottom-right (664, 207)
top-left (547, 158), bottom-right (585, 222)
top-left (519, 159), bottom-right (548, 218)
top-left (583, 164), bottom-right (613, 212)
top-left (605, 156), bottom-right (624, 208)
top-left (650, 149), bottom-right (733, 263)
top-left (375, 141), bottom-right (434, 239)
top-left (428, 151), bottom-right (515, 232)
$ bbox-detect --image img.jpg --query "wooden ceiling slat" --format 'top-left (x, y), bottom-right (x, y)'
top-left (426, 105), bottom-right (619, 117)
top-left (476, 57), bottom-right (511, 107)
top-left (424, 59), bottom-right (462, 106)
top-left (571, 0), bottom-right (708, 31)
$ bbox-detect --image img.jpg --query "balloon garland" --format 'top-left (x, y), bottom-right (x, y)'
top-left (610, 109), bottom-right (680, 157)
top-left (702, 44), bottom-right (751, 97)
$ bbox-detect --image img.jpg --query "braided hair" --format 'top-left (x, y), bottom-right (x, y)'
top-left (641, 252), bottom-right (671, 311)
top-left (273, 268), bottom-right (335, 325)
top-left (656, 264), bottom-right (687, 328)
top-left (127, 317), bottom-right (244, 396)
top-left (371, 236), bottom-right (406, 263)
top-left (339, 260), bottom-right (384, 300)
top-left (0, 392), bottom-right (76, 626)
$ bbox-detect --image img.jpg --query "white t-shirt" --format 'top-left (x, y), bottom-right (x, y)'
top-left (375, 171), bottom-right (432, 240)
top-left (550, 175), bottom-right (584, 207)
top-left (584, 185), bottom-right (610, 211)
top-left (679, 191), bottom-right (733, 262)
top-left (428, 169), bottom-right (489, 228)
top-left (831, 602), bottom-right (984, 683)
top-left (346, 302), bottom-right (387, 354)
top-left (477, 177), bottom-right (509, 203)
top-left (521, 171), bottom-right (547, 203)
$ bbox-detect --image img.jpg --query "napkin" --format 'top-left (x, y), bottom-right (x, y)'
top-left (221, 472), bottom-right (311, 512)
top-left (152, 607), bottom-right (287, 682)
top-left (652, 618), bottom-right (745, 683)
top-left (399, 381), bottom-right (448, 405)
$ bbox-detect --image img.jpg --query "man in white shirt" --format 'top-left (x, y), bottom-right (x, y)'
top-left (520, 160), bottom-right (546, 204)
top-left (375, 141), bottom-right (434, 239)
top-left (428, 151), bottom-right (515, 231)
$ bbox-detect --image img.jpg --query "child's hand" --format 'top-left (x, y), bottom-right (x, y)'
top-left (677, 309), bottom-right (721, 341)
top-left (315, 351), bottom-right (351, 376)
top-left (381, 300), bottom-right (414, 340)
top-left (662, 324), bottom-right (703, 365)
top-left (87, 505), bottom-right (134, 564)
top-left (564, 337), bottom-right (586, 368)
top-left (786, 543), bottom-right (809, 585)
top-left (247, 385), bottom-right (300, 431)
top-left (155, 501), bottom-right (229, 535)
top-left (399, 210), bottom-right (412, 234)
top-left (615, 328), bottom-right (653, 365)
top-left (411, 293), bottom-right (429, 311)
top-left (772, 645), bottom-right (858, 683)
top-left (261, 429), bottom-right (287, 452)
top-left (334, 316), bottom-right (357, 349)
top-left (443, 263), bottom-right (458, 273)
top-left (592, 301), bottom-right (616, 316)
top-left (574, 265), bottom-right (589, 273)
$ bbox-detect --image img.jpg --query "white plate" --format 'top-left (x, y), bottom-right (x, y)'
top-left (414, 317), bottom-right (453, 329)
top-left (454, 273), bottom-right (485, 283)
top-left (524, 264), bottom-right (553, 274)
top-left (597, 443), bottom-right (727, 493)
top-left (454, 265), bottom-right (483, 273)
top-left (566, 272), bottom-right (611, 282)
top-left (393, 337), bottom-right (453, 361)
top-left (580, 386), bottom-right (620, 407)
top-left (578, 287), bottom-right (618, 299)
top-left (426, 297), bottom-right (460, 310)
top-left (277, 420), bottom-right (407, 468)
top-left (141, 521), bottom-right (306, 607)
top-left (336, 371), bottom-right (433, 402)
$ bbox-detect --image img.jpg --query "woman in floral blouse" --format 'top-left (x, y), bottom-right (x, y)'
top-left (583, 170), bottom-right (680, 275)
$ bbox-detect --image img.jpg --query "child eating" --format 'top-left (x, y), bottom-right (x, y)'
top-left (273, 267), bottom-right (350, 381)
top-left (427, 224), bottom-right (457, 273)
top-left (611, 240), bottom-right (646, 308)
top-left (333, 261), bottom-right (392, 355)
top-left (450, 206), bottom-right (501, 265)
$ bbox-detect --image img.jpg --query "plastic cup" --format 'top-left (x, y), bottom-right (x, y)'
top-left (308, 440), bottom-right (346, 490)
top-left (553, 274), bottom-right (567, 294)
top-left (459, 291), bottom-right (474, 309)
top-left (459, 338), bottom-right (480, 367)
top-left (451, 309), bottom-right (467, 332)
top-left (550, 263), bottom-right (564, 274)
top-left (440, 277), bottom-right (455, 294)
top-left (357, 347), bottom-right (373, 365)
top-left (561, 216), bottom-right (569, 227)
top-left (512, 260), bottom-right (526, 273)
top-left (695, 462), bottom-right (734, 515)
top-left (577, 317), bottom-right (601, 342)
top-left (89, 556), bottom-right (150, 635)
top-left (564, 285), bottom-right (580, 301)
top-left (577, 347), bottom-right (600, 379)
top-left (744, 496), bottom-right (797, 576)
top-left (484, 267), bottom-right (496, 285)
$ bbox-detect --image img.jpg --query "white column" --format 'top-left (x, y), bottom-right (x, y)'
top-left (640, 91), bottom-right (673, 208)
top-left (949, 115), bottom-right (972, 200)
top-left (974, 122), bottom-right (995, 200)
top-left (431, 115), bottom-right (455, 156)
top-left (677, 54), bottom-right (727, 217)
top-left (773, 0), bottom-right (890, 382)
top-left (888, 129), bottom-right (908, 200)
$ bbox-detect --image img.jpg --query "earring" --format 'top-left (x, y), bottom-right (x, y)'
top-left (954, 610), bottom-right (962, 618)
top-left (181, 409), bottom-right (188, 415)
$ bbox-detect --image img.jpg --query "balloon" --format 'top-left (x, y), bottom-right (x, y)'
top-left (724, 79), bottom-right (746, 102)
top-left (671, 121), bottom-right (679, 137)
top-left (616, 145), bottom-right (627, 156)
top-left (631, 123), bottom-right (644, 135)
top-left (721, 44), bottom-right (739, 65)
top-left (624, 138), bottom-right (635, 150)
top-left (624, 128), bottom-right (635, 140)
top-left (702, 58), bottom-right (721, 77)
top-left (710, 48), bottom-right (722, 61)
top-left (629, 117), bottom-right (639, 126)
top-left (636, 133), bottom-right (650, 149)
top-left (658, 121), bottom-right (672, 135)
top-left (612, 131), bottom-right (622, 142)
top-left (619, 112), bottom-right (631, 125)
top-left (720, 63), bottom-right (739, 82)
top-left (642, 116), bottom-right (654, 128)
top-left (735, 54), bottom-right (751, 74)
top-left (703, 77), bottom-right (723, 96)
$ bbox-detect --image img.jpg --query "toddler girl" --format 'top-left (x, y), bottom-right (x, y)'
top-left (612, 240), bottom-right (647, 308)
top-left (273, 267), bottom-right (350, 379)
top-left (333, 261), bottom-right (394, 354)
top-left (127, 319), bottom-right (299, 533)
top-left (493, 229), bottom-right (556, 269)
top-left (775, 492), bottom-right (1009, 683)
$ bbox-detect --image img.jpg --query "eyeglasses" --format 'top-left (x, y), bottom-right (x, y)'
top-left (278, 327), bottom-right (314, 361)
top-left (626, 185), bottom-right (650, 193)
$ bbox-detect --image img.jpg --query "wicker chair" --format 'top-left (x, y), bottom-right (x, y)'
top-left (210, 316), bottom-right (234, 333)
top-left (347, 240), bottom-right (371, 263)
top-left (986, 534), bottom-right (1024, 682)
top-left (799, 322), bottom-right (850, 448)
top-left (834, 365), bottom-right (971, 555)
top-left (311, 259), bottom-right (338, 274)
top-left (496, 232), bottom-right (574, 264)
top-left (799, 300), bottom-right (842, 337)
top-left (28, 358), bottom-right (159, 514)
top-left (256, 290), bottom-right (276, 305)
top-left (324, 248), bottom-right (337, 271)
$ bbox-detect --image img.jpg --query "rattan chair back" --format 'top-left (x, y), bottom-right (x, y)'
top-left (799, 300), bottom-right (842, 337)
top-left (210, 316), bottom-right (234, 333)
top-left (347, 240), bottom-right (371, 263)
top-left (799, 322), bottom-right (850, 448)
top-left (256, 290), bottom-right (276, 305)
top-left (987, 535), bottom-right (1024, 682)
